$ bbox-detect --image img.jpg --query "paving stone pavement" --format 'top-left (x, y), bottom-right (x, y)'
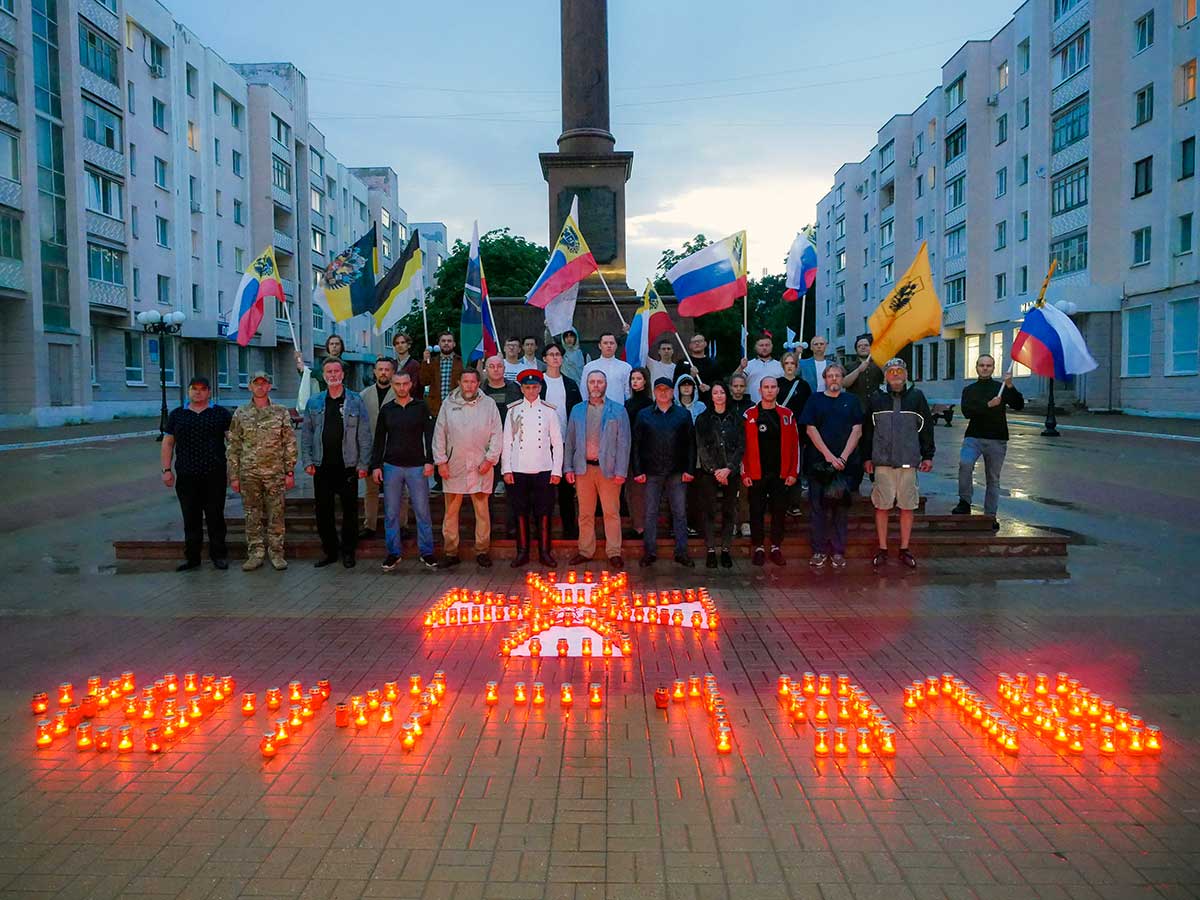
top-left (0, 422), bottom-right (1197, 900)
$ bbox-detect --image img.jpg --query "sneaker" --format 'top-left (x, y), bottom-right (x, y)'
top-left (608, 555), bottom-right (624, 569)
top-left (991, 519), bottom-right (1000, 532)
top-left (674, 554), bottom-right (695, 568)
top-left (314, 555), bottom-right (338, 568)
top-left (639, 554), bottom-right (657, 568)
top-left (439, 555), bottom-right (461, 569)
top-left (421, 555), bottom-right (439, 570)
top-left (241, 555), bottom-right (264, 572)
top-left (476, 553), bottom-right (492, 568)
top-left (898, 549), bottom-right (917, 569)
top-left (951, 500), bottom-right (971, 515)
top-left (177, 560), bottom-right (202, 572)
top-left (809, 553), bottom-right (828, 569)
top-left (269, 556), bottom-right (288, 571)
top-left (752, 547), bottom-right (766, 567)
top-left (740, 523), bottom-right (751, 537)
top-left (831, 554), bottom-right (847, 569)
top-left (769, 546), bottom-right (785, 566)
top-left (872, 549), bottom-right (888, 569)
top-left (687, 527), bottom-right (700, 538)
top-left (342, 553), bottom-right (356, 568)
top-left (705, 550), bottom-right (718, 569)
top-left (787, 507), bottom-right (803, 517)
top-left (213, 558), bottom-right (229, 570)
top-left (381, 554), bottom-right (400, 572)
top-left (720, 550), bottom-right (733, 569)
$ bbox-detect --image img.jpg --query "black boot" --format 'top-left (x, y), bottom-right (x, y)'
top-left (510, 516), bottom-right (530, 568)
top-left (537, 516), bottom-right (557, 568)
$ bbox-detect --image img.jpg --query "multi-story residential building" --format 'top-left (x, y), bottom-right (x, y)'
top-left (0, 0), bottom-right (440, 427)
top-left (816, 0), bottom-right (1199, 416)
top-left (410, 220), bottom-right (448, 295)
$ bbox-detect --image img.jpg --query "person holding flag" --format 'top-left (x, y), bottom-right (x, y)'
top-left (783, 232), bottom-right (818, 303)
top-left (525, 196), bottom-right (597, 336)
top-left (460, 221), bottom-right (500, 366)
top-left (625, 281), bottom-right (678, 375)
top-left (953, 354), bottom-right (1023, 525)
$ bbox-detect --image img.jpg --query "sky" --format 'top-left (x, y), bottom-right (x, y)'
top-left (176, 0), bottom-right (1011, 286)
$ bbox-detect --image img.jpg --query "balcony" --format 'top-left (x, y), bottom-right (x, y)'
top-left (943, 302), bottom-right (966, 326)
top-left (880, 202), bottom-right (895, 223)
top-left (89, 279), bottom-right (129, 313)
top-left (273, 229), bottom-right (295, 256)
top-left (271, 183), bottom-right (293, 210)
top-left (0, 259), bottom-right (26, 292)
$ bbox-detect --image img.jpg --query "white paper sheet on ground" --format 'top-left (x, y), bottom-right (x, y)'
top-left (508, 624), bottom-right (623, 657)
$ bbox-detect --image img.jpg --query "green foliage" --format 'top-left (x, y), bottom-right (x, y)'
top-left (393, 228), bottom-right (548, 348)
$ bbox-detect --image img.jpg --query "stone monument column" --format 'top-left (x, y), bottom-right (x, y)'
top-left (540, 0), bottom-right (634, 296)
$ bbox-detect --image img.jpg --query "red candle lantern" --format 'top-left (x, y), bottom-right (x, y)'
top-left (485, 682), bottom-right (499, 706)
top-left (800, 672), bottom-right (816, 696)
top-left (187, 696), bottom-right (203, 721)
top-left (1055, 672), bottom-right (1070, 695)
top-left (353, 705), bottom-right (368, 729)
top-left (1126, 726), bottom-right (1145, 755)
top-left (855, 728), bottom-right (871, 757)
top-left (790, 697), bottom-right (807, 723)
top-left (581, 638), bottom-right (592, 657)
top-left (408, 674), bottom-right (422, 697)
top-left (878, 727), bottom-right (897, 757)
top-left (288, 706), bottom-right (304, 730)
top-left (182, 672), bottom-right (197, 693)
top-left (557, 638), bottom-right (569, 658)
top-left (163, 673), bottom-right (178, 696)
top-left (715, 724), bottom-right (732, 754)
top-left (265, 688), bottom-right (282, 711)
top-left (334, 703), bottom-right (349, 728)
top-left (288, 681), bottom-right (303, 703)
top-left (408, 713), bottom-right (423, 737)
top-left (837, 697), bottom-right (852, 722)
top-left (35, 720), bottom-right (53, 748)
top-left (108, 678), bottom-right (123, 700)
top-left (654, 686), bottom-right (669, 709)
top-left (242, 693), bottom-right (256, 717)
top-left (94, 725), bottom-right (112, 752)
top-left (80, 694), bottom-right (98, 719)
top-left (31, 692), bottom-right (49, 716)
top-left (318, 679), bottom-right (332, 700)
top-left (1145, 725), bottom-right (1162, 754)
top-left (1054, 717), bottom-right (1069, 744)
top-left (777, 675), bottom-right (791, 698)
top-left (86, 675), bottom-right (102, 697)
top-left (117, 725), bottom-right (134, 753)
top-left (58, 683), bottom-right (74, 707)
top-left (274, 718), bottom-right (290, 745)
top-left (836, 674), bottom-right (850, 697)
top-left (813, 698), bottom-right (829, 723)
top-left (145, 727), bottom-right (162, 754)
top-left (175, 708), bottom-right (191, 735)
top-left (122, 671), bottom-right (137, 693)
top-left (813, 727), bottom-right (829, 757)
top-left (139, 697), bottom-right (155, 721)
top-left (560, 683), bottom-right (573, 706)
top-left (400, 722), bottom-right (416, 752)
top-left (161, 712), bottom-right (178, 743)
top-left (1098, 726), bottom-right (1117, 756)
top-left (432, 672), bottom-right (446, 696)
top-left (514, 682), bottom-right (527, 705)
top-left (532, 682), bottom-right (546, 706)
top-left (366, 689), bottom-right (381, 711)
top-left (672, 680), bottom-right (686, 702)
top-left (1002, 725), bottom-right (1019, 756)
top-left (832, 728), bottom-right (849, 756)
top-left (379, 703), bottom-right (394, 724)
top-left (221, 675), bottom-right (235, 696)
top-left (260, 733), bottom-right (277, 759)
top-left (53, 711), bottom-right (69, 737)
top-left (384, 682), bottom-right (399, 703)
top-left (817, 674), bottom-right (832, 696)
top-left (903, 686), bottom-right (917, 709)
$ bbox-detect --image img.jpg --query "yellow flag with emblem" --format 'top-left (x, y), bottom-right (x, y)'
top-left (867, 242), bottom-right (943, 367)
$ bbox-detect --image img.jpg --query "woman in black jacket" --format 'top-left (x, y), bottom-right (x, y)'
top-left (694, 381), bottom-right (744, 569)
top-left (623, 367), bottom-right (653, 540)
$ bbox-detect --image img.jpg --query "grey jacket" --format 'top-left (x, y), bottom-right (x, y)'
top-left (563, 398), bottom-right (631, 480)
top-left (300, 389), bottom-right (373, 470)
top-left (863, 385), bottom-right (935, 468)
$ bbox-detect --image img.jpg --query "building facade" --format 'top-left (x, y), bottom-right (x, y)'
top-left (0, 0), bottom-right (439, 428)
top-left (815, 0), bottom-right (1199, 416)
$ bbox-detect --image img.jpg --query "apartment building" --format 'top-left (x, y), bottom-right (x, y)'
top-left (0, 0), bottom-right (433, 427)
top-left (410, 220), bottom-right (448, 296)
top-left (815, 0), bottom-right (1199, 415)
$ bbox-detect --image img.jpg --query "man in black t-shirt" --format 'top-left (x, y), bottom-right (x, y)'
top-left (162, 376), bottom-right (233, 571)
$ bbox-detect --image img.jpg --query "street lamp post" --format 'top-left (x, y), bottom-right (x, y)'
top-left (136, 310), bottom-right (187, 441)
top-left (1042, 299), bottom-right (1079, 439)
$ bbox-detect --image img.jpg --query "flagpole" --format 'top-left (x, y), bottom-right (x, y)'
top-left (742, 293), bottom-right (748, 359)
top-left (596, 270), bottom-right (628, 329)
top-left (279, 289), bottom-right (300, 348)
top-left (798, 292), bottom-right (808, 353)
top-left (420, 289), bottom-right (431, 353)
top-left (1033, 258), bottom-right (1059, 436)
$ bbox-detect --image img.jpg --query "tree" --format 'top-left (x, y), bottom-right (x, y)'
top-left (392, 228), bottom-right (548, 349)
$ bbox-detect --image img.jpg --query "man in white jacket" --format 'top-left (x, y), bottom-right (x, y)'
top-left (432, 369), bottom-right (503, 568)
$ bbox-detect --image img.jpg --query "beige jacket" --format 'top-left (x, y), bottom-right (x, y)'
top-left (432, 388), bottom-right (503, 495)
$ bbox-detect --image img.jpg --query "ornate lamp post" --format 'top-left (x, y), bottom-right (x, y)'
top-left (135, 309), bottom-right (187, 441)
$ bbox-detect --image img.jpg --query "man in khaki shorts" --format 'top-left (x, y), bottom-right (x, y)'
top-left (862, 357), bottom-right (934, 569)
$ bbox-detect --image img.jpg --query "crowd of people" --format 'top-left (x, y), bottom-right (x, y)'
top-left (162, 328), bottom-right (1024, 574)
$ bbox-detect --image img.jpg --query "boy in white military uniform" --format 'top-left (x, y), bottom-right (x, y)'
top-left (502, 369), bottom-right (564, 568)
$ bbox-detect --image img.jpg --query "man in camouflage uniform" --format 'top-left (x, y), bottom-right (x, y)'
top-left (228, 371), bottom-right (297, 571)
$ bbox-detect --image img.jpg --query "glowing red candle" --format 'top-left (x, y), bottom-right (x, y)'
top-left (35, 720), bottom-right (53, 748)
top-left (589, 683), bottom-right (602, 707)
top-left (58, 683), bottom-right (74, 707)
top-left (260, 733), bottom-right (277, 759)
top-left (242, 693), bottom-right (256, 717)
top-left (117, 725), bottom-right (134, 753)
top-left (31, 692), bottom-right (49, 716)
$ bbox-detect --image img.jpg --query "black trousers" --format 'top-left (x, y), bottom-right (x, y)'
top-left (314, 464), bottom-right (359, 557)
top-left (175, 470), bottom-right (228, 563)
top-left (697, 472), bottom-right (738, 551)
top-left (508, 471), bottom-right (554, 521)
top-left (749, 476), bottom-right (788, 548)
top-left (557, 478), bottom-right (578, 539)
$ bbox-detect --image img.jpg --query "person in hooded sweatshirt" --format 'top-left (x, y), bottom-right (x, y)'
top-left (673, 372), bottom-right (706, 421)
top-left (561, 328), bottom-right (587, 384)
top-left (694, 381), bottom-right (744, 569)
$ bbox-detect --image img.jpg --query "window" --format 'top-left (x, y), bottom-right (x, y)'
top-left (1055, 29), bottom-right (1090, 84)
top-left (1051, 230), bottom-right (1088, 275)
top-left (271, 155), bottom-right (291, 192)
top-left (82, 98), bottom-right (122, 150)
top-left (1168, 298), bottom-right (1199, 373)
top-left (1135, 12), bottom-right (1155, 52)
top-left (132, 267), bottom-right (139, 298)
top-left (311, 228), bottom-right (324, 254)
top-left (129, 142), bottom-right (136, 176)
top-left (0, 130), bottom-right (16, 182)
top-left (124, 332), bottom-right (143, 383)
top-left (216, 240), bottom-right (224, 267)
top-left (313, 297), bottom-right (325, 332)
top-left (127, 80), bottom-right (135, 113)
top-left (214, 137), bottom-right (221, 165)
top-left (310, 148), bottom-right (324, 178)
top-left (996, 114), bottom-right (1008, 145)
top-left (1019, 266), bottom-right (1029, 294)
top-left (1051, 163), bottom-right (1089, 214)
top-left (156, 273), bottom-right (170, 304)
top-left (380, 207), bottom-right (392, 230)
top-left (946, 276), bottom-right (966, 305)
top-left (382, 237), bottom-right (392, 258)
top-left (237, 347), bottom-right (249, 386)
top-left (131, 206), bottom-right (138, 239)
top-left (946, 338), bottom-right (957, 379)
top-left (0, 48), bottom-right (15, 102)
top-left (836, 250), bottom-right (846, 271)
top-left (995, 273), bottom-right (1007, 300)
top-left (1020, 97), bottom-right (1029, 128)
top-left (149, 39), bottom-right (163, 70)
top-left (217, 345), bottom-right (230, 387)
top-left (212, 86), bottom-right (222, 116)
top-left (1054, 0), bottom-right (1084, 19)
top-left (995, 220), bottom-right (1007, 250)
top-left (1135, 84), bottom-right (1154, 125)
top-left (157, 336), bottom-right (176, 385)
top-left (188, 175), bottom-right (197, 205)
top-left (1183, 0), bottom-right (1198, 24)
top-left (880, 220), bottom-right (893, 246)
top-left (1019, 211), bottom-right (1029, 241)
top-left (215, 189), bottom-right (222, 216)
top-left (915, 174), bottom-right (924, 198)
top-left (187, 121), bottom-right (199, 151)
top-left (965, 334), bottom-right (981, 374)
top-left (945, 124), bottom-right (966, 164)
top-left (1133, 226), bottom-right (1152, 265)
top-left (945, 75), bottom-right (965, 112)
top-left (310, 187), bottom-right (322, 215)
top-left (191, 283), bottom-right (200, 313)
top-left (997, 60), bottom-right (1009, 92)
top-left (1019, 154), bottom-right (1029, 185)
top-left (232, 149), bottom-right (242, 176)
top-left (78, 23), bottom-right (118, 85)
top-left (915, 216), bottom-right (924, 240)
top-left (881, 259), bottom-right (894, 283)
top-left (1052, 95), bottom-right (1089, 151)
top-left (85, 170), bottom-right (123, 219)
top-left (271, 114), bottom-right (290, 146)
top-left (879, 139), bottom-right (895, 169)
top-left (1182, 59), bottom-right (1197, 104)
top-left (929, 342), bottom-right (940, 380)
top-left (0, 212), bottom-right (20, 260)
top-left (185, 65), bottom-right (197, 97)
top-left (1182, 136), bottom-right (1196, 179)
top-left (1018, 39), bottom-right (1030, 73)
top-left (155, 215), bottom-right (169, 248)
top-left (87, 243), bottom-right (124, 284)
top-left (1124, 306), bottom-right (1151, 376)
top-left (153, 156), bottom-right (167, 189)
top-left (152, 97), bottom-right (166, 131)
top-left (235, 247), bottom-right (244, 270)
top-left (1179, 214), bottom-right (1194, 254)
top-left (231, 101), bottom-right (243, 129)
top-left (233, 198), bottom-right (244, 225)
top-left (946, 175), bottom-right (965, 210)
top-left (1134, 156), bottom-right (1153, 196)
top-left (995, 167), bottom-right (1007, 197)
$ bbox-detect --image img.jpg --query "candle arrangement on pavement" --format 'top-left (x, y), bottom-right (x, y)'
top-left (781, 672), bottom-right (896, 759)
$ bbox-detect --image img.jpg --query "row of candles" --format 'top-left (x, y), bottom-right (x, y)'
top-left (484, 679), bottom-right (603, 708)
top-left (903, 672), bottom-right (1022, 755)
top-left (995, 672), bottom-right (1163, 757)
top-left (777, 674), bottom-right (897, 759)
top-left (500, 621), bottom-right (632, 659)
top-left (653, 674), bottom-right (734, 754)
top-left (330, 671), bottom-right (447, 754)
top-left (256, 678), bottom-right (333, 760)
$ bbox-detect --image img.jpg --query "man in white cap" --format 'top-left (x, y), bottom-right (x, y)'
top-left (502, 369), bottom-right (564, 568)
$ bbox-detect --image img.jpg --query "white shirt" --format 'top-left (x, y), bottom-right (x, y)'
top-left (744, 357), bottom-right (785, 402)
top-left (520, 354), bottom-right (546, 372)
top-left (503, 359), bottom-right (525, 383)
top-left (542, 373), bottom-right (568, 432)
top-left (582, 355), bottom-right (632, 405)
top-left (813, 359), bottom-right (828, 385)
top-left (501, 398), bottom-right (563, 476)
top-left (647, 359), bottom-right (677, 386)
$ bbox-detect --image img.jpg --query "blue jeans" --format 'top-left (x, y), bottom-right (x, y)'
top-left (642, 474), bottom-right (688, 557)
top-left (383, 464), bottom-right (433, 557)
top-left (808, 479), bottom-right (849, 555)
top-left (958, 437), bottom-right (1008, 516)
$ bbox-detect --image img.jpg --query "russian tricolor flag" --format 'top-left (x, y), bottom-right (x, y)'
top-left (783, 232), bottom-right (818, 302)
top-left (1011, 303), bottom-right (1097, 381)
top-left (232, 247), bottom-right (285, 346)
top-left (666, 231), bottom-right (748, 318)
top-left (525, 196), bottom-right (598, 334)
top-left (626, 282), bottom-right (677, 369)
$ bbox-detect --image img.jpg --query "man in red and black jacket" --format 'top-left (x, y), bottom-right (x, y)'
top-left (742, 376), bottom-right (799, 566)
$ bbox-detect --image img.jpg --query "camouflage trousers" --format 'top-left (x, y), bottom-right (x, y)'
top-left (242, 475), bottom-right (286, 559)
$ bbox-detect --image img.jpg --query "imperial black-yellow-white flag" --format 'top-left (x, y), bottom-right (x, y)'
top-left (372, 230), bottom-right (425, 334)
